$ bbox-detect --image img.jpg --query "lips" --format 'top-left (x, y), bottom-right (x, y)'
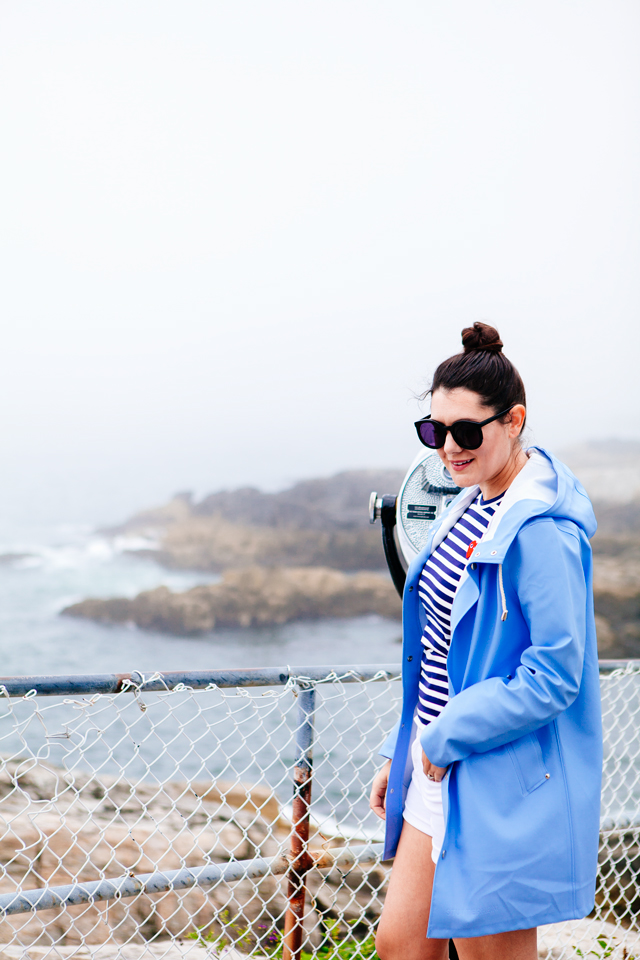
top-left (450, 459), bottom-right (473, 471)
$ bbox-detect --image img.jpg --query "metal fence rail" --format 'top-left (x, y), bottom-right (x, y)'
top-left (0, 665), bottom-right (399, 698)
top-left (0, 843), bottom-right (382, 918)
top-left (0, 661), bottom-right (638, 959)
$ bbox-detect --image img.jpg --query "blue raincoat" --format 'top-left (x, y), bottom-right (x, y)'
top-left (380, 447), bottom-right (602, 938)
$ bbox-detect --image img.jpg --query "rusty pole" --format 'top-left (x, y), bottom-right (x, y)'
top-left (282, 684), bottom-right (316, 960)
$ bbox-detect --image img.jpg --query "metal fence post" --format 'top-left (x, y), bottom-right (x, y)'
top-left (283, 683), bottom-right (316, 960)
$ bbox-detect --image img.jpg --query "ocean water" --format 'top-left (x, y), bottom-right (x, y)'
top-left (0, 521), bottom-right (401, 678)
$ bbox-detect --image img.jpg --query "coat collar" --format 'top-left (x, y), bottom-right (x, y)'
top-left (466, 448), bottom-right (557, 563)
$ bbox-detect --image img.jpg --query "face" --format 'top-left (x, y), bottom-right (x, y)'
top-left (429, 387), bottom-right (525, 489)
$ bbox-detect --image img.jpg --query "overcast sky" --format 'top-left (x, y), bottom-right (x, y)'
top-left (0, 1), bottom-right (638, 527)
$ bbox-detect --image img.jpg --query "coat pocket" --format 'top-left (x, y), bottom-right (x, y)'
top-left (507, 732), bottom-right (549, 795)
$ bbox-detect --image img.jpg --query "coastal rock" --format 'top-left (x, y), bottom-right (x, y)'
top-left (0, 755), bottom-right (388, 952)
top-left (0, 947), bottom-right (218, 958)
top-left (591, 557), bottom-right (640, 658)
top-left (61, 555), bottom-right (636, 651)
top-left (61, 566), bottom-right (402, 635)
top-left (108, 471), bottom-right (406, 535)
top-left (104, 469), bottom-right (408, 573)
top-left (0, 756), bottom-right (288, 949)
top-left (92, 458), bottom-right (640, 650)
top-left (133, 516), bottom-right (387, 573)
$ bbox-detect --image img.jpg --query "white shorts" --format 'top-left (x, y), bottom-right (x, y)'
top-left (403, 729), bottom-right (446, 865)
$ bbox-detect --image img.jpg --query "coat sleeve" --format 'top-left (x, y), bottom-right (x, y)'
top-left (378, 720), bottom-right (400, 760)
top-left (419, 518), bottom-right (589, 767)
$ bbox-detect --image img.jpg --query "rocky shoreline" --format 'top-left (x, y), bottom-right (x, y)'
top-left (107, 470), bottom-right (405, 574)
top-left (60, 556), bottom-right (639, 654)
top-left (62, 566), bottom-right (401, 635)
top-left (0, 754), bottom-right (387, 953)
top-left (0, 752), bottom-right (637, 958)
top-left (61, 555), bottom-right (640, 661)
top-left (64, 453), bottom-right (640, 652)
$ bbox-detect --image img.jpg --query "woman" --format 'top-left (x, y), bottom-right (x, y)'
top-left (370, 323), bottom-right (602, 960)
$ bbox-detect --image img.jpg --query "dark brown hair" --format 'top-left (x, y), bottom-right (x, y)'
top-left (429, 322), bottom-right (526, 427)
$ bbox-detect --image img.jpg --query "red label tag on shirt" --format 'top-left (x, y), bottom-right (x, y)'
top-left (466, 540), bottom-right (478, 560)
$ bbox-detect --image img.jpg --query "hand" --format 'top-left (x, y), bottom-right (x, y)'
top-left (422, 751), bottom-right (447, 783)
top-left (369, 760), bottom-right (392, 820)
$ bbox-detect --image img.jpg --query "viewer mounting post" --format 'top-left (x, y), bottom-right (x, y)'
top-left (282, 683), bottom-right (316, 960)
top-left (369, 492), bottom-right (406, 598)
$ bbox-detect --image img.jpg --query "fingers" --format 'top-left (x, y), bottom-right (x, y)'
top-left (421, 750), bottom-right (447, 783)
top-left (370, 763), bottom-right (391, 820)
top-left (369, 780), bottom-right (387, 819)
top-left (369, 779), bottom-right (386, 819)
top-left (370, 792), bottom-right (386, 820)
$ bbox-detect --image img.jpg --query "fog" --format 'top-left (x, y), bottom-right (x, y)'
top-left (0, 0), bottom-right (638, 527)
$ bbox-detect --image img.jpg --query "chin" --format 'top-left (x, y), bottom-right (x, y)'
top-left (443, 457), bottom-right (479, 486)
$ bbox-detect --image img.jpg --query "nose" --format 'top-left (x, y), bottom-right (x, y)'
top-left (443, 431), bottom-right (463, 457)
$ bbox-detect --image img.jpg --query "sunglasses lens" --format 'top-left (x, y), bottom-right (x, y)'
top-left (452, 423), bottom-right (483, 450)
top-left (417, 421), bottom-right (445, 448)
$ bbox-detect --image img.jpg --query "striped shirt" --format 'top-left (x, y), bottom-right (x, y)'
top-left (417, 490), bottom-right (504, 726)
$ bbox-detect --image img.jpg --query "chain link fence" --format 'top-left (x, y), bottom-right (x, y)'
top-left (0, 662), bottom-right (639, 959)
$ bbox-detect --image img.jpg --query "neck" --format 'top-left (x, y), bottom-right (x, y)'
top-left (479, 447), bottom-right (528, 500)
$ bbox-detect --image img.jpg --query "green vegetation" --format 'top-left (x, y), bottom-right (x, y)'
top-left (186, 914), bottom-right (379, 958)
top-left (573, 936), bottom-right (636, 958)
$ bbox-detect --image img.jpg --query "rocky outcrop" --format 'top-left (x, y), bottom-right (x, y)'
top-left (61, 552), bottom-right (636, 652)
top-left (0, 947), bottom-right (213, 958)
top-left (62, 566), bottom-right (402, 635)
top-left (111, 450), bottom-right (640, 575)
top-left (133, 516), bottom-right (390, 573)
top-left (61, 550), bottom-right (638, 651)
top-left (89, 458), bottom-right (640, 648)
top-left (592, 556), bottom-right (640, 659)
top-left (0, 756), bottom-right (284, 949)
top-left (109, 470), bottom-right (406, 535)
top-left (0, 756), bottom-right (387, 951)
top-left (570, 451), bottom-right (640, 658)
top-left (106, 469), bottom-right (406, 573)
top-left (589, 521), bottom-right (640, 657)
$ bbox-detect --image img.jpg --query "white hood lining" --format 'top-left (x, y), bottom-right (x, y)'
top-left (479, 448), bottom-right (557, 546)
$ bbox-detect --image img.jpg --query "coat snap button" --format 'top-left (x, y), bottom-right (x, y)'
top-left (441, 849), bottom-right (446, 859)
top-left (470, 563), bottom-right (476, 570)
top-left (408, 586), bottom-right (414, 592)
top-left (491, 550), bottom-right (497, 556)
top-left (390, 788), bottom-right (394, 793)
top-left (545, 773), bottom-right (550, 779)
top-left (474, 551), bottom-right (480, 557)
top-left (407, 656), bottom-right (413, 662)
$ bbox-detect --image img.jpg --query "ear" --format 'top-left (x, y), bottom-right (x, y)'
top-left (508, 404), bottom-right (526, 439)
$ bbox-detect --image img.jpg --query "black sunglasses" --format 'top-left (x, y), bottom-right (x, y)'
top-left (414, 406), bottom-right (515, 451)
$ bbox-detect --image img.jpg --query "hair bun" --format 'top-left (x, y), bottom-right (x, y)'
top-left (461, 322), bottom-right (504, 354)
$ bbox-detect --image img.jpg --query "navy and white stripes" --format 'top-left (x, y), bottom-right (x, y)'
top-left (417, 491), bottom-right (504, 726)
